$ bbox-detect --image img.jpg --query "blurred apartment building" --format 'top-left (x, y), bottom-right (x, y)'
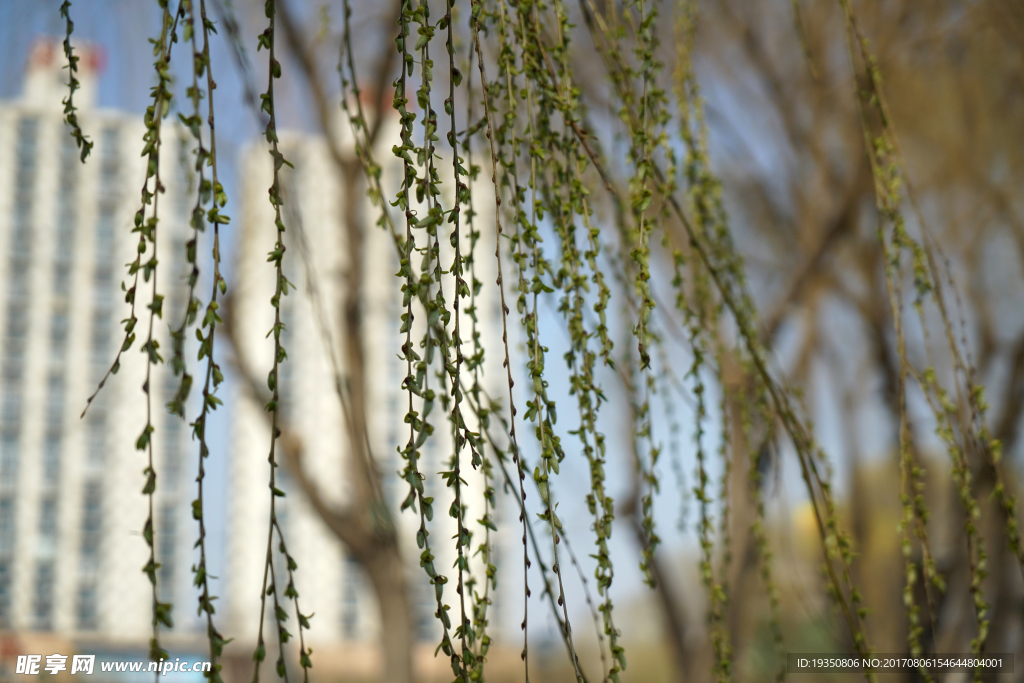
top-left (0, 40), bottom-right (200, 649)
top-left (226, 109), bottom-right (511, 655)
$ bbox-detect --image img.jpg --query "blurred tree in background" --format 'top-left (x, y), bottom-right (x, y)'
top-left (33, 0), bottom-right (1024, 681)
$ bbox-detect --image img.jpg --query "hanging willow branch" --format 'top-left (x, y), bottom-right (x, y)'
top-left (835, 1), bottom-right (1024, 667)
top-left (574, 0), bottom-right (879, 672)
top-left (251, 3), bottom-right (311, 682)
top-left (137, 2), bottom-right (178, 664)
top-left (470, 1), bottom-right (536, 675)
top-left (58, 0), bottom-right (93, 161)
top-left (461, 41), bottom-right (500, 681)
top-left (176, 1), bottom-right (231, 679)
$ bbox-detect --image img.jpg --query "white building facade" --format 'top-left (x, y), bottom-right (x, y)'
top-left (0, 40), bottom-right (201, 647)
top-left (226, 111), bottom-right (513, 654)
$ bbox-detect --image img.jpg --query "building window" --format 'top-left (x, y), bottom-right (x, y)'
top-left (32, 560), bottom-right (55, 631)
top-left (0, 561), bottom-right (11, 628)
top-left (1, 356), bottom-right (20, 384)
top-left (5, 302), bottom-right (27, 340)
top-left (157, 503), bottom-right (176, 596)
top-left (43, 433), bottom-right (60, 487)
top-left (0, 497), bottom-right (13, 556)
top-left (90, 316), bottom-right (111, 351)
top-left (53, 259), bottom-right (72, 293)
top-left (0, 436), bottom-right (17, 488)
top-left (415, 578), bottom-right (437, 643)
top-left (341, 556), bottom-right (362, 640)
top-left (92, 262), bottom-right (113, 289)
top-left (76, 584), bottom-right (98, 631)
top-left (49, 310), bottom-right (69, 347)
top-left (45, 374), bottom-right (64, 433)
top-left (0, 392), bottom-right (20, 430)
top-left (38, 496), bottom-right (57, 547)
top-left (0, 496), bottom-right (14, 626)
top-left (6, 276), bottom-right (27, 300)
top-left (79, 482), bottom-right (102, 559)
top-left (86, 423), bottom-right (105, 468)
top-left (163, 424), bottom-right (181, 495)
top-left (77, 479), bottom-right (102, 630)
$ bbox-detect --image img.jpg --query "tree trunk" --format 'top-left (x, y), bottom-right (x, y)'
top-left (629, 517), bottom-right (692, 683)
top-left (365, 543), bottom-right (417, 683)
